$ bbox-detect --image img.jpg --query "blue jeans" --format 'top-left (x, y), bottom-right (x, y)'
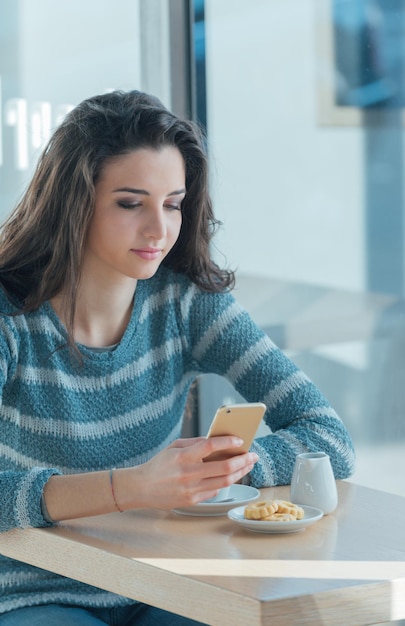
top-left (0, 604), bottom-right (206, 625)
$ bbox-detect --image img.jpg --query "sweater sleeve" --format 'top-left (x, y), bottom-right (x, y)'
top-left (0, 318), bottom-right (62, 532)
top-left (0, 468), bottom-right (62, 532)
top-left (184, 286), bottom-right (356, 488)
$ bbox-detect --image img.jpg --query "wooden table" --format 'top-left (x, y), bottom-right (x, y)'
top-left (0, 481), bottom-right (404, 626)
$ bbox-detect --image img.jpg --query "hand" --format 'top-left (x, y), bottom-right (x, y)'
top-left (120, 436), bottom-right (258, 511)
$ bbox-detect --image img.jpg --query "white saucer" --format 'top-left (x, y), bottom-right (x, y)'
top-left (173, 485), bottom-right (260, 517)
top-left (227, 504), bottom-right (324, 533)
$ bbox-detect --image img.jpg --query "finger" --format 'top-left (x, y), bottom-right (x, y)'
top-left (168, 435), bottom-right (244, 463)
top-left (168, 437), bottom-right (207, 450)
top-left (202, 452), bottom-right (258, 479)
top-left (196, 460), bottom-right (257, 501)
top-left (200, 435), bottom-right (244, 459)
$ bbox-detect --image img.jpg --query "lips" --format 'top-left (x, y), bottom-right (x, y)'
top-left (131, 247), bottom-right (162, 261)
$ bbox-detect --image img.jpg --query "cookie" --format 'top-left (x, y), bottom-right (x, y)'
top-left (273, 500), bottom-right (305, 520)
top-left (263, 513), bottom-right (297, 522)
top-left (244, 499), bottom-right (305, 522)
top-left (244, 500), bottom-right (278, 520)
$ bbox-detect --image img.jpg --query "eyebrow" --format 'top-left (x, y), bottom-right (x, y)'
top-left (113, 187), bottom-right (186, 196)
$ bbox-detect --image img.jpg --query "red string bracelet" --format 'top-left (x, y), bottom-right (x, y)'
top-left (109, 468), bottom-right (124, 512)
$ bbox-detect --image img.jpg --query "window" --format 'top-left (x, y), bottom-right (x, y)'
top-left (197, 0), bottom-right (405, 499)
top-left (0, 0), bottom-right (190, 217)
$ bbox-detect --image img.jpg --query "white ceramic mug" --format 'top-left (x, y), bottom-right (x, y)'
top-left (290, 452), bottom-right (338, 515)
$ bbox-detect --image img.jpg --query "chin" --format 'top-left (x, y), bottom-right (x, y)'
top-left (132, 266), bottom-right (162, 280)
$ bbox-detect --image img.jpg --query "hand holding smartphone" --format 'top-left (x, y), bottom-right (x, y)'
top-left (204, 402), bottom-right (266, 461)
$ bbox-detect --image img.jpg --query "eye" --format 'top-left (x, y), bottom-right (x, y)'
top-left (117, 201), bottom-right (142, 210)
top-left (164, 202), bottom-right (182, 212)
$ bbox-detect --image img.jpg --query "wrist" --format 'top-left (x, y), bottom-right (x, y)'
top-left (109, 469), bottom-right (124, 512)
top-left (110, 465), bottom-right (148, 512)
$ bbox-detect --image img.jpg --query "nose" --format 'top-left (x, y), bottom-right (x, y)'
top-left (142, 206), bottom-right (167, 241)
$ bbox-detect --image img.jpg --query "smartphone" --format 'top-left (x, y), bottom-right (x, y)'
top-left (204, 402), bottom-right (266, 461)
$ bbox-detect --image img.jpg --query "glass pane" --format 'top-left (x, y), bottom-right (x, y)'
top-left (0, 0), bottom-right (174, 216)
top-left (199, 0), bottom-right (405, 499)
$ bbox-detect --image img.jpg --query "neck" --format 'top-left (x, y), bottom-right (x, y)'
top-left (51, 277), bottom-right (137, 348)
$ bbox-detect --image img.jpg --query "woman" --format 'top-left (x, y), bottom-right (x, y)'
top-left (0, 90), bottom-right (355, 625)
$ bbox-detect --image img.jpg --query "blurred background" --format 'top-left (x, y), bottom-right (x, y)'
top-left (1, 0), bottom-right (405, 504)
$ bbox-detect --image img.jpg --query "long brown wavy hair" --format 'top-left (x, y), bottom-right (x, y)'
top-left (0, 90), bottom-right (234, 343)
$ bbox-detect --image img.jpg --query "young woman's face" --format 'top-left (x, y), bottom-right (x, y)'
top-left (85, 146), bottom-right (185, 283)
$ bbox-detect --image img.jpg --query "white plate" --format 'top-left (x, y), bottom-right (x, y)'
top-left (227, 504), bottom-right (324, 533)
top-left (173, 485), bottom-right (260, 517)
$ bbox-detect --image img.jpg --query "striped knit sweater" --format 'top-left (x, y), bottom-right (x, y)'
top-left (0, 265), bottom-right (355, 613)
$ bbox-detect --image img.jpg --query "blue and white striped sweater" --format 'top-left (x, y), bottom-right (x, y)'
top-left (0, 265), bottom-right (355, 612)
